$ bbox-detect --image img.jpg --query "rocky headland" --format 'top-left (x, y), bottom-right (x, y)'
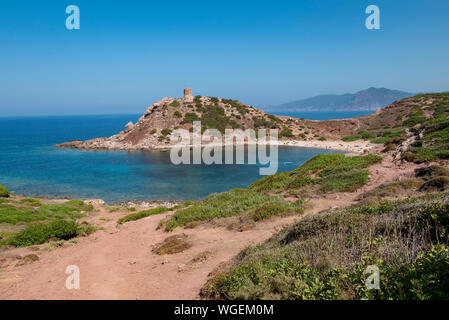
top-left (55, 88), bottom-right (420, 154)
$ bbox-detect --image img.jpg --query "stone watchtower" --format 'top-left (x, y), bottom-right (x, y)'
top-left (183, 88), bottom-right (193, 103)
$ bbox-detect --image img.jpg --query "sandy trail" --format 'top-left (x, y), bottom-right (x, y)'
top-left (0, 158), bottom-right (420, 300)
top-left (0, 204), bottom-right (301, 300)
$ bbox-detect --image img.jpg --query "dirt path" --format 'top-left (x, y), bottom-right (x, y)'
top-left (0, 205), bottom-right (302, 300)
top-left (0, 157), bottom-right (421, 300)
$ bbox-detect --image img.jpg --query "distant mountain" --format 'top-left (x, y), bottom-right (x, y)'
top-left (264, 88), bottom-right (414, 112)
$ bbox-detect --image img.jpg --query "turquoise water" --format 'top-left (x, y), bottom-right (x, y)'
top-left (0, 115), bottom-right (342, 203)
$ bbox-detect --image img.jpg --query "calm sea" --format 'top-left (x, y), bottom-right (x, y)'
top-left (0, 113), bottom-right (362, 203)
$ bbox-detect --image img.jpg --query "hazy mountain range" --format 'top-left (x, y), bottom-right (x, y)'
top-left (262, 87), bottom-right (414, 112)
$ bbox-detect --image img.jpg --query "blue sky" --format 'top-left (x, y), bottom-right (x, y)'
top-left (0, 0), bottom-right (448, 116)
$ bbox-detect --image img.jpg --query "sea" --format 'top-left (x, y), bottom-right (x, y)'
top-left (0, 111), bottom-right (372, 203)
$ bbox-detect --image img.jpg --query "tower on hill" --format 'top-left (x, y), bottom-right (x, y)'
top-left (183, 88), bottom-right (193, 103)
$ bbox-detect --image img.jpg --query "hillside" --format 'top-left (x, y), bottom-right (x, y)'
top-left (264, 87), bottom-right (413, 112)
top-left (2, 92), bottom-right (449, 300)
top-left (55, 90), bottom-right (446, 157)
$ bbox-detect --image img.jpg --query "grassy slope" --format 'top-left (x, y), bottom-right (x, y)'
top-left (403, 93), bottom-right (449, 162)
top-left (165, 189), bottom-right (305, 231)
top-left (0, 197), bottom-right (94, 247)
top-left (249, 153), bottom-right (382, 195)
top-left (201, 192), bottom-right (449, 300)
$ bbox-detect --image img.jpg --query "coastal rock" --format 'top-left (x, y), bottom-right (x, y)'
top-left (53, 88), bottom-right (418, 153)
top-left (125, 121), bottom-right (134, 131)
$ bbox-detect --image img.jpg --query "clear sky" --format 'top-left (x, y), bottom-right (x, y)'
top-left (1, 0), bottom-right (448, 116)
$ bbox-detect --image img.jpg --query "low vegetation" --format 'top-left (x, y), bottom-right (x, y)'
top-left (0, 184), bottom-right (9, 198)
top-left (153, 234), bottom-right (191, 255)
top-left (401, 94), bottom-right (449, 162)
top-left (0, 198), bottom-right (94, 246)
top-left (164, 189), bottom-right (304, 231)
top-left (250, 153), bottom-right (382, 194)
top-left (117, 207), bottom-right (172, 224)
top-left (181, 112), bottom-right (200, 124)
top-left (0, 201), bottom-right (91, 225)
top-left (279, 127), bottom-right (294, 138)
top-left (343, 129), bottom-right (405, 146)
top-left (201, 192), bottom-right (449, 300)
top-left (169, 100), bottom-right (181, 107)
top-left (1, 220), bottom-right (84, 247)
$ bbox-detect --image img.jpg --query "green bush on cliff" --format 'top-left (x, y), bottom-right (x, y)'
top-left (118, 207), bottom-right (171, 224)
top-left (161, 128), bottom-right (172, 136)
top-left (200, 104), bottom-right (231, 134)
top-left (0, 201), bottom-right (87, 224)
top-left (165, 189), bottom-right (304, 231)
top-left (342, 135), bottom-right (360, 142)
top-left (169, 100), bottom-right (180, 107)
top-left (403, 95), bottom-right (449, 163)
top-left (173, 111), bottom-right (182, 118)
top-left (181, 112), bottom-right (200, 124)
top-left (249, 153), bottom-right (382, 194)
top-left (0, 185), bottom-right (9, 198)
top-left (19, 198), bottom-right (42, 206)
top-left (279, 127), bottom-right (294, 138)
top-left (1, 220), bottom-right (80, 247)
top-left (403, 106), bottom-right (425, 127)
top-left (65, 200), bottom-right (94, 211)
top-left (319, 170), bottom-right (370, 193)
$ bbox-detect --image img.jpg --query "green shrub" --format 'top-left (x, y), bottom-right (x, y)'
top-left (268, 114), bottom-right (282, 124)
top-left (117, 207), bottom-right (171, 224)
top-left (169, 100), bottom-right (180, 107)
top-left (161, 128), bottom-right (172, 136)
top-left (342, 136), bottom-right (360, 142)
top-left (319, 170), bottom-right (370, 193)
top-left (250, 154), bottom-right (381, 194)
top-left (0, 185), bottom-right (9, 198)
top-left (19, 198), bottom-right (42, 206)
top-left (183, 201), bottom-right (193, 207)
top-left (181, 112), bottom-right (200, 124)
top-left (165, 189), bottom-right (304, 231)
top-left (150, 129), bottom-right (157, 134)
top-left (403, 106), bottom-right (425, 127)
top-left (318, 154), bottom-right (382, 177)
top-left (200, 105), bottom-right (231, 133)
top-left (358, 131), bottom-right (375, 140)
top-left (417, 201), bottom-right (449, 240)
top-left (0, 203), bottom-right (85, 224)
top-left (174, 111), bottom-right (182, 118)
top-left (37, 205), bottom-right (86, 219)
top-left (371, 137), bottom-right (390, 144)
top-left (279, 127), bottom-right (294, 138)
top-left (2, 220), bottom-right (80, 247)
top-left (65, 200), bottom-right (93, 211)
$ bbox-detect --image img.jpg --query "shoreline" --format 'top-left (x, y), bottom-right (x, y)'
top-left (57, 139), bottom-right (378, 154)
top-left (8, 140), bottom-right (377, 204)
